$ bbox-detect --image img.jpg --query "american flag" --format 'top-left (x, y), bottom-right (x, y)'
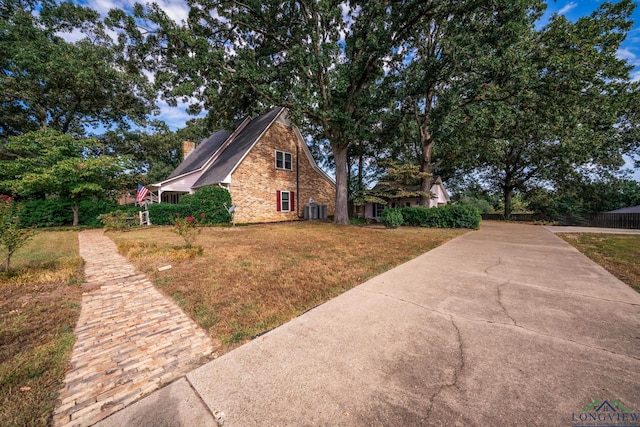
top-left (136, 184), bottom-right (150, 204)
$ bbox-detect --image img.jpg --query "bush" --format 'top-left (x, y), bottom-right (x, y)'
top-left (148, 186), bottom-right (232, 226)
top-left (187, 186), bottom-right (232, 224)
top-left (380, 208), bottom-right (404, 229)
top-left (78, 200), bottom-right (122, 227)
top-left (19, 198), bottom-right (71, 227)
top-left (456, 196), bottom-right (493, 215)
top-left (147, 203), bottom-right (192, 225)
top-left (400, 205), bottom-right (481, 229)
top-left (99, 211), bottom-right (133, 231)
top-left (171, 214), bottom-right (204, 248)
top-left (18, 198), bottom-right (134, 227)
top-left (0, 195), bottom-right (36, 271)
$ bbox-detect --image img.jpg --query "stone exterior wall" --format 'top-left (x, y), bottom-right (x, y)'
top-left (229, 123), bottom-right (335, 223)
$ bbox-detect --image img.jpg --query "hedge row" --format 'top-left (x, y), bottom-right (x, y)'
top-left (147, 204), bottom-right (193, 225)
top-left (147, 186), bottom-right (232, 225)
top-left (380, 205), bottom-right (481, 229)
top-left (19, 198), bottom-right (139, 228)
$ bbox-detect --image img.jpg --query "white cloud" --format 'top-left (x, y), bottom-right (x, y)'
top-left (57, 27), bottom-right (86, 43)
top-left (631, 69), bottom-right (640, 83)
top-left (155, 99), bottom-right (205, 131)
top-left (617, 48), bottom-right (640, 66)
top-left (558, 2), bottom-right (578, 15)
top-left (152, 0), bottom-right (189, 23)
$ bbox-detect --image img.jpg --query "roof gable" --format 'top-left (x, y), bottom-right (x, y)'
top-left (192, 107), bottom-right (284, 188)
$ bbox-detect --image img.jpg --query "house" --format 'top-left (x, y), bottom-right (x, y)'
top-left (607, 205), bottom-right (640, 213)
top-left (363, 177), bottom-right (450, 220)
top-left (150, 107), bottom-right (336, 223)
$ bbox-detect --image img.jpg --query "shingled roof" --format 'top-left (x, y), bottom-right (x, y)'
top-left (193, 107), bottom-right (284, 188)
top-left (166, 129), bottom-right (231, 180)
top-left (159, 106), bottom-right (285, 186)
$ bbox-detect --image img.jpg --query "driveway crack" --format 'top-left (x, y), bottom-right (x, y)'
top-left (484, 258), bottom-right (502, 275)
top-left (424, 316), bottom-right (465, 423)
top-left (497, 281), bottom-right (517, 325)
top-left (356, 288), bottom-right (640, 362)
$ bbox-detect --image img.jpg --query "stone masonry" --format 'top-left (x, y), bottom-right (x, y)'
top-left (230, 122), bottom-right (336, 223)
top-left (53, 230), bottom-right (215, 427)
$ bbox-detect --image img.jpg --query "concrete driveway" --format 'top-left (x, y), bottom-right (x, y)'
top-left (98, 221), bottom-right (640, 427)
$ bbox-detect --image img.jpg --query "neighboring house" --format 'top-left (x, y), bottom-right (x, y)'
top-left (363, 178), bottom-right (450, 220)
top-left (607, 205), bottom-right (640, 214)
top-left (150, 107), bottom-right (336, 223)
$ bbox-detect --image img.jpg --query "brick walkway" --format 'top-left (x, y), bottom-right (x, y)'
top-left (53, 229), bottom-right (216, 427)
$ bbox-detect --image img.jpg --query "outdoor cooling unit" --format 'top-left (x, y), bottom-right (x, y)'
top-left (304, 202), bottom-right (327, 220)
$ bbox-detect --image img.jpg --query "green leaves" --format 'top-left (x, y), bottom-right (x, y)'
top-left (0, 131), bottom-right (133, 225)
top-left (0, 1), bottom-right (155, 140)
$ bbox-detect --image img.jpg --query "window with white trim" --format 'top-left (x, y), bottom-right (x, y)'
top-left (276, 190), bottom-right (295, 212)
top-left (275, 150), bottom-right (292, 170)
top-left (373, 203), bottom-right (385, 218)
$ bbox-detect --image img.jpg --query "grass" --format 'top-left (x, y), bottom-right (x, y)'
top-left (0, 231), bottom-right (84, 427)
top-left (559, 233), bottom-right (640, 293)
top-left (110, 222), bottom-right (468, 351)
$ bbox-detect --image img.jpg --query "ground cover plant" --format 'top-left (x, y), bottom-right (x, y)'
top-left (110, 222), bottom-right (467, 351)
top-left (559, 233), bottom-right (640, 293)
top-left (0, 231), bottom-right (83, 427)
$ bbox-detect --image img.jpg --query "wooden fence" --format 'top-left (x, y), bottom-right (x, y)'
top-left (574, 213), bottom-right (640, 229)
top-left (482, 213), bottom-right (640, 229)
top-left (481, 213), bottom-right (545, 222)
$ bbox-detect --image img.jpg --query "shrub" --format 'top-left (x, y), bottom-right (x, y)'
top-left (99, 211), bottom-right (133, 231)
top-left (147, 203), bottom-right (192, 225)
top-left (148, 186), bottom-right (232, 225)
top-left (400, 207), bottom-right (430, 227)
top-left (171, 214), bottom-right (204, 248)
top-left (456, 196), bottom-right (494, 214)
top-left (400, 205), bottom-right (481, 229)
top-left (19, 198), bottom-right (71, 227)
top-left (78, 200), bottom-right (121, 227)
top-left (380, 208), bottom-right (404, 229)
top-left (186, 186), bottom-right (232, 224)
top-left (19, 198), bottom-right (131, 227)
top-left (0, 195), bottom-right (36, 271)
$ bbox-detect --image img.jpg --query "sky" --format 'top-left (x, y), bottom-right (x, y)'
top-left (70, 0), bottom-right (640, 178)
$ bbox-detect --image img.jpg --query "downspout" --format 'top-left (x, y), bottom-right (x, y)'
top-left (296, 144), bottom-right (302, 218)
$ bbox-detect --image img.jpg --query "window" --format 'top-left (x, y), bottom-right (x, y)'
top-left (277, 190), bottom-right (295, 212)
top-left (373, 203), bottom-right (385, 218)
top-left (275, 150), bottom-right (292, 170)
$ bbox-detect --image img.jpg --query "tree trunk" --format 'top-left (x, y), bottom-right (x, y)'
top-left (72, 203), bottom-right (80, 226)
top-left (419, 130), bottom-right (435, 207)
top-left (503, 187), bottom-right (513, 220)
top-left (333, 144), bottom-right (350, 225)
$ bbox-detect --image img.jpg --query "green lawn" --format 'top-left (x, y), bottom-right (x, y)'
top-left (559, 233), bottom-right (640, 293)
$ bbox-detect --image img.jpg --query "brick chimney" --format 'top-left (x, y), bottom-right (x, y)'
top-left (182, 140), bottom-right (195, 160)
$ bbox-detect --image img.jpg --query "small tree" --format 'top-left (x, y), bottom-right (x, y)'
top-left (171, 214), bottom-right (204, 248)
top-left (0, 196), bottom-right (35, 272)
top-left (0, 130), bottom-right (134, 226)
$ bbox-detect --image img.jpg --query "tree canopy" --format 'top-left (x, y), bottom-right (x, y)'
top-left (0, 130), bottom-right (133, 225)
top-left (0, 0), bottom-right (155, 142)
top-left (457, 0), bottom-right (639, 217)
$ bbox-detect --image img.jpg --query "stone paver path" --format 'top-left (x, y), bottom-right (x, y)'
top-left (53, 229), bottom-right (215, 427)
